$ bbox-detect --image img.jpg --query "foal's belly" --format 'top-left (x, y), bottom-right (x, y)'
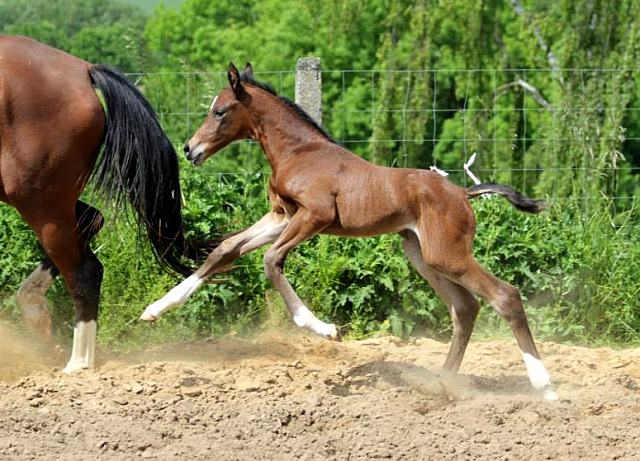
top-left (322, 212), bottom-right (414, 238)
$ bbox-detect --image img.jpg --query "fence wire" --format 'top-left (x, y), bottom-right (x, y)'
top-left (134, 69), bottom-right (640, 213)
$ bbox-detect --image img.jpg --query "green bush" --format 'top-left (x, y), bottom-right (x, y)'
top-left (472, 195), bottom-right (640, 346)
top-left (1, 164), bottom-right (639, 349)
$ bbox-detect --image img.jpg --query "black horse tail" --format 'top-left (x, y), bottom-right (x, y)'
top-left (88, 64), bottom-right (218, 276)
top-left (466, 183), bottom-right (547, 213)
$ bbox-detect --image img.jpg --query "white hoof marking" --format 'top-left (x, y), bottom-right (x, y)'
top-left (141, 274), bottom-right (203, 320)
top-left (139, 311), bottom-right (158, 322)
top-left (63, 320), bottom-right (97, 373)
top-left (292, 305), bottom-right (336, 339)
top-left (543, 388), bottom-right (559, 402)
top-left (522, 352), bottom-right (552, 390)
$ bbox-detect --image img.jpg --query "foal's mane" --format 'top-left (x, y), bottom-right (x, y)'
top-left (239, 73), bottom-right (335, 143)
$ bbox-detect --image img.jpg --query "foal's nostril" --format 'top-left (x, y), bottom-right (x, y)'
top-left (183, 143), bottom-right (190, 154)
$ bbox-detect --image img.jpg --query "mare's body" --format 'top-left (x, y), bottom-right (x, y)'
top-left (0, 35), bottom-right (215, 371)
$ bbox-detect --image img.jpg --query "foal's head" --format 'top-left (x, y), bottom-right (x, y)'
top-left (184, 62), bottom-right (255, 166)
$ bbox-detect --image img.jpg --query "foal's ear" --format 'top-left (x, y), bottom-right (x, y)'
top-left (241, 62), bottom-right (254, 79)
top-left (228, 62), bottom-right (243, 96)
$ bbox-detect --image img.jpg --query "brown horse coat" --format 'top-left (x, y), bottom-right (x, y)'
top-left (0, 36), bottom-right (216, 372)
top-left (142, 63), bottom-right (557, 400)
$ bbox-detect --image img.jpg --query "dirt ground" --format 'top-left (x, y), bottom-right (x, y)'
top-left (1, 323), bottom-right (640, 461)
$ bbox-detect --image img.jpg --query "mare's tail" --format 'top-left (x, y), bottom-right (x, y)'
top-left (465, 183), bottom-right (547, 213)
top-left (89, 65), bottom-right (218, 276)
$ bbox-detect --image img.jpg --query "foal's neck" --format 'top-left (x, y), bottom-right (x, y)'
top-left (248, 88), bottom-right (328, 170)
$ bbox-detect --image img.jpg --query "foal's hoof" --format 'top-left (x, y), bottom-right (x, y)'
top-left (62, 362), bottom-right (90, 375)
top-left (140, 312), bottom-right (158, 322)
top-left (328, 325), bottom-right (342, 342)
top-left (542, 387), bottom-right (559, 402)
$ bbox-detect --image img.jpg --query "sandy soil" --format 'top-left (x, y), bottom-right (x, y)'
top-left (1, 322), bottom-right (640, 461)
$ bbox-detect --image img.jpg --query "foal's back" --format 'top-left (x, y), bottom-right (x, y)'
top-left (286, 141), bottom-right (471, 238)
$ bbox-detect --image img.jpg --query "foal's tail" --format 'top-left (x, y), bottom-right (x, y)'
top-left (88, 65), bottom-right (219, 276)
top-left (466, 183), bottom-right (547, 213)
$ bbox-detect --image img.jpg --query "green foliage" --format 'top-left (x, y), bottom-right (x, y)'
top-left (472, 196), bottom-right (640, 345)
top-left (1, 0), bottom-right (640, 350)
top-left (119, 0), bottom-right (184, 13)
top-left (285, 234), bottom-right (448, 339)
top-left (0, 0), bottom-right (147, 72)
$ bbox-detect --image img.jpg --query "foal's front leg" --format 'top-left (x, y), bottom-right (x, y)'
top-left (140, 212), bottom-right (287, 322)
top-left (263, 209), bottom-right (341, 341)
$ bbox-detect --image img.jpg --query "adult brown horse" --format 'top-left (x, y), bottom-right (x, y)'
top-left (0, 36), bottom-right (216, 372)
top-left (141, 63), bottom-right (557, 401)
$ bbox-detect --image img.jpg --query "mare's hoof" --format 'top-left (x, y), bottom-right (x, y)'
top-left (328, 325), bottom-right (342, 342)
top-left (18, 298), bottom-right (53, 343)
top-left (140, 312), bottom-right (158, 322)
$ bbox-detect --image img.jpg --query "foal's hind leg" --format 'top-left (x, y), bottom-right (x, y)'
top-left (16, 202), bottom-right (103, 343)
top-left (443, 257), bottom-right (557, 400)
top-left (401, 231), bottom-right (480, 374)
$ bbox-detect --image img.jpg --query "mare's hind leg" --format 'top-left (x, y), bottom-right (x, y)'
top-left (16, 259), bottom-right (58, 343)
top-left (17, 202), bottom-right (103, 373)
top-left (400, 231), bottom-right (480, 374)
top-left (16, 202), bottom-right (103, 343)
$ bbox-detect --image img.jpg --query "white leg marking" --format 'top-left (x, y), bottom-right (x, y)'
top-left (522, 352), bottom-right (558, 401)
top-left (63, 320), bottom-right (97, 374)
top-left (141, 274), bottom-right (204, 321)
top-left (291, 304), bottom-right (336, 338)
top-left (84, 320), bottom-right (97, 370)
top-left (140, 213), bottom-right (287, 322)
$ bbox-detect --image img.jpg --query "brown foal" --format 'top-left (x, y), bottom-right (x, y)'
top-left (141, 63), bottom-right (557, 400)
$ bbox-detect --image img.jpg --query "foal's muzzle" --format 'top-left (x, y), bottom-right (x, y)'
top-left (183, 142), bottom-right (206, 166)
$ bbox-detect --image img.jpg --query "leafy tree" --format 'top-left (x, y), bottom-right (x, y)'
top-left (0, 0), bottom-right (147, 71)
top-left (4, 21), bottom-right (70, 49)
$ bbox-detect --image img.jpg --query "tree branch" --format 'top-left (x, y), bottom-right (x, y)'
top-left (510, 0), bottom-right (560, 72)
top-left (496, 79), bottom-right (556, 112)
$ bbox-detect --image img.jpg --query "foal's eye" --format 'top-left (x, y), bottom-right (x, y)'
top-left (214, 108), bottom-right (227, 118)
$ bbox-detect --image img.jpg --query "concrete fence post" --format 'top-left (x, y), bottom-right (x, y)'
top-left (295, 57), bottom-right (322, 125)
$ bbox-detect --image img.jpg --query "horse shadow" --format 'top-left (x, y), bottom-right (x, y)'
top-left (335, 360), bottom-right (534, 400)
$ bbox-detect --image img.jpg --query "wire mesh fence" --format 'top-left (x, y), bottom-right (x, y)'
top-left (133, 68), bottom-right (640, 216)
